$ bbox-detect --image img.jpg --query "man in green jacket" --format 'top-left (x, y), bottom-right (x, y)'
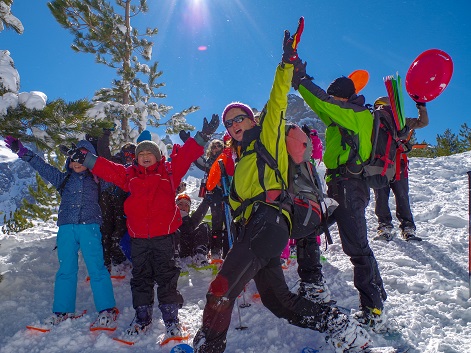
top-left (292, 64), bottom-right (388, 331)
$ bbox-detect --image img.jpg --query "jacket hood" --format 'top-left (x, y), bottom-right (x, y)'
top-left (76, 139), bottom-right (97, 155)
top-left (348, 93), bottom-right (366, 106)
top-left (65, 139), bottom-right (97, 172)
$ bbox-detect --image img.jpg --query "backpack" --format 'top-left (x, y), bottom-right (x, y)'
top-left (236, 124), bottom-right (333, 240)
top-left (336, 105), bottom-right (404, 189)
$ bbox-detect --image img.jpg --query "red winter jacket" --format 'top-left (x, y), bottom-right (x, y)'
top-left (91, 138), bottom-right (204, 238)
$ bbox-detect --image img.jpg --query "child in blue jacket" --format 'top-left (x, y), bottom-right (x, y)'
top-left (4, 136), bottom-right (118, 330)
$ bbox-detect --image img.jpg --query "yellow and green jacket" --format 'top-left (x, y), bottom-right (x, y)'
top-left (298, 79), bottom-right (373, 181)
top-left (229, 63), bottom-right (293, 224)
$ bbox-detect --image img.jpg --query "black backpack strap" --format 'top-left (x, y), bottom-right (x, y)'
top-left (57, 173), bottom-right (72, 196)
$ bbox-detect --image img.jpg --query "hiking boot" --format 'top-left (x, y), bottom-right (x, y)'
top-left (124, 305), bottom-right (153, 336)
top-left (374, 225), bottom-right (394, 241)
top-left (43, 312), bottom-right (70, 326)
top-left (325, 308), bottom-right (371, 353)
top-left (165, 320), bottom-right (183, 337)
top-left (193, 253), bottom-right (209, 267)
top-left (125, 322), bottom-right (151, 336)
top-left (136, 304), bottom-right (153, 326)
top-left (401, 227), bottom-right (422, 241)
top-left (298, 280), bottom-right (332, 304)
top-left (90, 307), bottom-right (119, 330)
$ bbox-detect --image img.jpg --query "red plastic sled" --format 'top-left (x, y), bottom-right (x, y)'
top-left (405, 49), bottom-right (453, 103)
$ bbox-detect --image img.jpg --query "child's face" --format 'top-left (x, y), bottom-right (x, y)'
top-left (69, 161), bottom-right (87, 173)
top-left (137, 150), bottom-right (157, 168)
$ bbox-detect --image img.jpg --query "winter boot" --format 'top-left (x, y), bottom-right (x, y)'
top-left (352, 306), bottom-right (395, 333)
top-left (159, 303), bottom-right (181, 333)
top-left (193, 246), bottom-right (209, 267)
top-left (374, 225), bottom-right (395, 241)
top-left (90, 307), bottom-right (119, 331)
top-left (193, 253), bottom-right (209, 267)
top-left (298, 280), bottom-right (332, 304)
top-left (125, 304), bottom-right (153, 336)
top-left (401, 227), bottom-right (422, 241)
top-left (325, 308), bottom-right (371, 352)
top-left (111, 259), bottom-right (132, 277)
top-left (43, 312), bottom-right (71, 327)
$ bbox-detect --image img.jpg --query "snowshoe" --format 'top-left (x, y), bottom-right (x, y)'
top-left (159, 321), bottom-right (190, 346)
top-left (26, 310), bottom-right (87, 332)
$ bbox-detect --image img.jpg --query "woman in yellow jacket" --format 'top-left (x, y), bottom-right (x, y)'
top-left (193, 25), bottom-right (370, 353)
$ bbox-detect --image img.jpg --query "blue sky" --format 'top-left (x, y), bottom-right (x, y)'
top-left (2, 0), bottom-right (470, 144)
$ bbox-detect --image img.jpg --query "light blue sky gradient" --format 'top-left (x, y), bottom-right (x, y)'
top-left (2, 0), bottom-right (470, 143)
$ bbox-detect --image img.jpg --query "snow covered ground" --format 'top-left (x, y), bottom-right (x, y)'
top-left (1, 152), bottom-right (471, 353)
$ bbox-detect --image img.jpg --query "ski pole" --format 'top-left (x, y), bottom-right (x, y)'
top-left (235, 297), bottom-right (248, 330)
top-left (239, 286), bottom-right (251, 308)
top-left (468, 171), bottom-right (471, 299)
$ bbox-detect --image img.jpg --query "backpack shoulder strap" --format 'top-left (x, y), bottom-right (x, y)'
top-left (57, 173), bottom-right (72, 196)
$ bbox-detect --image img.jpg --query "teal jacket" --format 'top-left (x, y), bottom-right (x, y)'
top-left (298, 78), bottom-right (373, 180)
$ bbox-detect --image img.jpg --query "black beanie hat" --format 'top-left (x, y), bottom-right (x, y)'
top-left (326, 76), bottom-right (356, 99)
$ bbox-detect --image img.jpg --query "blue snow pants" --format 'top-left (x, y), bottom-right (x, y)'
top-left (53, 223), bottom-right (115, 313)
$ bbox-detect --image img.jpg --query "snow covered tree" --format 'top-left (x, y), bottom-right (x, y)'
top-left (2, 150), bottom-right (67, 235)
top-left (0, 50), bottom-right (110, 149)
top-left (48, 0), bottom-right (198, 149)
top-left (0, 0), bottom-right (24, 34)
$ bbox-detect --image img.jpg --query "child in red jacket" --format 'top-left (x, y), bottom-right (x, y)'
top-left (69, 116), bottom-right (219, 340)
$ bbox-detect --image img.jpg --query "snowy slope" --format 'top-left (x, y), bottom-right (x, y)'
top-left (0, 152), bottom-right (471, 353)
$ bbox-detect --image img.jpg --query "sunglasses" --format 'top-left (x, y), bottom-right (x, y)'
top-left (224, 114), bottom-right (249, 128)
top-left (124, 151), bottom-right (135, 158)
top-left (211, 144), bottom-right (223, 150)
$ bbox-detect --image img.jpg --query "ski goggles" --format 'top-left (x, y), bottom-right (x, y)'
top-left (224, 114), bottom-right (249, 128)
top-left (123, 151), bottom-right (135, 159)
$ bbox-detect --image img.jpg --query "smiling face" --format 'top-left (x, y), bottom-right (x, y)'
top-left (137, 150), bottom-right (157, 168)
top-left (209, 142), bottom-right (223, 157)
top-left (69, 161), bottom-right (87, 173)
top-left (224, 107), bottom-right (255, 142)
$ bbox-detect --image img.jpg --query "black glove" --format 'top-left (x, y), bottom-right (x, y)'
top-left (70, 149), bottom-right (88, 164)
top-left (301, 124), bottom-right (311, 137)
top-left (397, 125), bottom-right (411, 140)
top-left (201, 114), bottom-right (220, 136)
top-left (179, 130), bottom-right (191, 143)
top-left (85, 134), bottom-right (98, 146)
top-left (292, 60), bottom-right (312, 90)
top-left (416, 102), bottom-right (426, 108)
top-left (59, 143), bottom-right (77, 156)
